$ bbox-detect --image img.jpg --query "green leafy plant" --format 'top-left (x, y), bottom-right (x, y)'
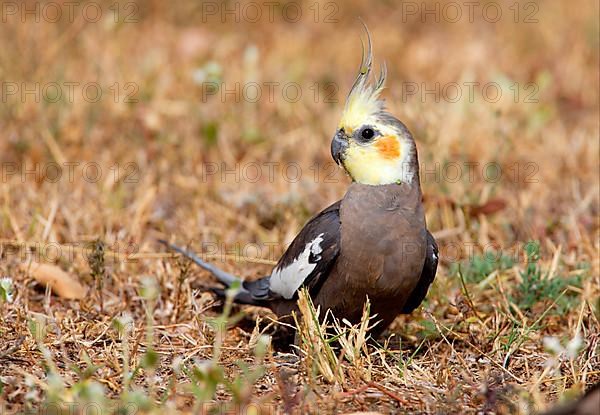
top-left (451, 251), bottom-right (514, 283)
top-left (514, 242), bottom-right (582, 313)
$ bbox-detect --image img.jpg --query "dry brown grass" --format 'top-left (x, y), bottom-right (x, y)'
top-left (0, 1), bottom-right (598, 414)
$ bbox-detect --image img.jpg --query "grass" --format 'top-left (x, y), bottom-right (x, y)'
top-left (0, 1), bottom-right (598, 413)
top-left (20, 282), bottom-right (272, 414)
top-left (513, 242), bottom-right (584, 314)
top-left (451, 250), bottom-right (514, 284)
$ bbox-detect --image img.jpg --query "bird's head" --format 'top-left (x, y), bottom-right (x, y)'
top-left (331, 29), bottom-right (419, 186)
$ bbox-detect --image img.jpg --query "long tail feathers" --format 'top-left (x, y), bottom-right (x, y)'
top-left (158, 240), bottom-right (239, 287)
top-left (159, 239), bottom-right (265, 306)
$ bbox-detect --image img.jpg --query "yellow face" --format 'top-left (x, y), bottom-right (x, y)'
top-left (332, 113), bottom-right (415, 186)
top-left (332, 26), bottom-right (415, 185)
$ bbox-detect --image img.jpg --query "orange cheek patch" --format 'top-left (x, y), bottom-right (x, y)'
top-left (375, 136), bottom-right (401, 159)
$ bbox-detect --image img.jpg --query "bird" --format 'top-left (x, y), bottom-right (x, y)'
top-left (162, 27), bottom-right (438, 342)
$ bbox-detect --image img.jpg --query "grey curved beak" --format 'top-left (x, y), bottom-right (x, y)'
top-left (331, 130), bottom-right (348, 166)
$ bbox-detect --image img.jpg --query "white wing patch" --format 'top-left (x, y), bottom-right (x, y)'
top-left (269, 233), bottom-right (325, 299)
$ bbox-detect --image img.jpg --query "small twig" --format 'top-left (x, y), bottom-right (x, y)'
top-left (337, 383), bottom-right (371, 398)
top-left (366, 381), bottom-right (408, 404)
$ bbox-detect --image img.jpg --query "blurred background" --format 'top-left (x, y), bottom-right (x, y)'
top-left (0, 0), bottom-right (597, 258)
top-left (0, 0), bottom-right (598, 413)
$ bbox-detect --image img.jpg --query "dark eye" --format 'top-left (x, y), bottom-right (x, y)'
top-left (361, 128), bottom-right (375, 140)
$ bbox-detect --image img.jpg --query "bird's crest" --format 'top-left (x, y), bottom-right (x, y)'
top-left (339, 24), bottom-right (387, 131)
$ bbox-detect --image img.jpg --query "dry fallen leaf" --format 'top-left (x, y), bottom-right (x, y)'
top-left (468, 198), bottom-right (508, 217)
top-left (22, 262), bottom-right (86, 300)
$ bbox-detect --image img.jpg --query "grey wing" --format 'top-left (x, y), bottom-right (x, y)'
top-left (401, 230), bottom-right (438, 314)
top-left (243, 201), bottom-right (341, 301)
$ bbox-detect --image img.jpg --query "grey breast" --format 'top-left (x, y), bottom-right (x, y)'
top-left (327, 182), bottom-right (427, 311)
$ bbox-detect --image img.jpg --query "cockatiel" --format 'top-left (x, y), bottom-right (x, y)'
top-left (163, 28), bottom-right (438, 340)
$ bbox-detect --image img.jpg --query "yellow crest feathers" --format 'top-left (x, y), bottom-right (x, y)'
top-left (339, 23), bottom-right (387, 130)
